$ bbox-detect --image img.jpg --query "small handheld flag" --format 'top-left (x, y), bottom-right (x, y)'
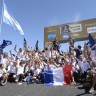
top-left (35, 40), bottom-right (38, 50)
top-left (24, 38), bottom-right (27, 48)
top-left (1, 40), bottom-right (12, 49)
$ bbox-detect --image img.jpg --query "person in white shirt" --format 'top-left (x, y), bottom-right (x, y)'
top-left (77, 55), bottom-right (90, 82)
top-left (14, 45), bottom-right (25, 60)
top-left (71, 56), bottom-right (80, 84)
top-left (2, 52), bottom-right (10, 69)
top-left (0, 64), bottom-right (8, 85)
top-left (46, 58), bottom-right (58, 71)
top-left (41, 50), bottom-right (46, 60)
top-left (33, 64), bottom-right (41, 77)
top-left (8, 61), bottom-right (17, 82)
top-left (9, 51), bottom-right (15, 62)
top-left (31, 64), bottom-right (41, 83)
top-left (15, 56), bottom-right (20, 66)
top-left (24, 60), bottom-right (34, 77)
top-left (45, 48), bottom-right (51, 59)
top-left (50, 47), bottom-right (57, 59)
top-left (34, 50), bottom-right (39, 59)
top-left (65, 54), bottom-right (71, 65)
top-left (15, 61), bottom-right (24, 82)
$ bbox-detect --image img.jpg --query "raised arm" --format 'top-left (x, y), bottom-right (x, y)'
top-left (9, 50), bottom-right (12, 56)
top-left (14, 45), bottom-right (18, 53)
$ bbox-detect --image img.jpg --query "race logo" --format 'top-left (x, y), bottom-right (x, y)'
top-left (60, 25), bottom-right (71, 35)
top-left (87, 26), bottom-right (96, 33)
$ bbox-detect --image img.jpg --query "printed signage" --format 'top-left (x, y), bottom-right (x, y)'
top-left (44, 18), bottom-right (96, 48)
top-left (87, 26), bottom-right (96, 33)
top-left (69, 24), bottom-right (82, 33)
top-left (48, 33), bottom-right (56, 39)
top-left (62, 34), bottom-right (70, 39)
top-left (60, 25), bottom-right (71, 35)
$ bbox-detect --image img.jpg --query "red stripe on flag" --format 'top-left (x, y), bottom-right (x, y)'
top-left (63, 65), bottom-right (72, 85)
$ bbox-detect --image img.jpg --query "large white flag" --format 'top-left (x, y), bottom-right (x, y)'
top-left (3, 3), bottom-right (24, 35)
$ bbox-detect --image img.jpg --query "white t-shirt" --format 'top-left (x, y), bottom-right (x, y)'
top-left (33, 68), bottom-right (41, 76)
top-left (17, 51), bottom-right (24, 59)
top-left (34, 52), bottom-right (39, 58)
top-left (45, 50), bottom-right (51, 58)
top-left (3, 58), bottom-right (9, 68)
top-left (0, 68), bottom-right (6, 77)
top-left (45, 50), bottom-right (56, 59)
top-left (17, 65), bottom-right (24, 75)
top-left (16, 59), bottom-right (20, 66)
top-left (24, 65), bottom-right (30, 73)
top-left (72, 62), bottom-right (79, 73)
top-left (9, 64), bottom-right (17, 74)
top-left (77, 60), bottom-right (90, 73)
top-left (10, 56), bottom-right (15, 62)
top-left (51, 50), bottom-right (56, 59)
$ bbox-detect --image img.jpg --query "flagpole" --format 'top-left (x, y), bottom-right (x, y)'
top-left (0, 0), bottom-right (5, 33)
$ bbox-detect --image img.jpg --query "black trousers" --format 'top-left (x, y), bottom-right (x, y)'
top-left (73, 72), bottom-right (80, 83)
top-left (8, 73), bottom-right (16, 82)
top-left (80, 71), bottom-right (87, 84)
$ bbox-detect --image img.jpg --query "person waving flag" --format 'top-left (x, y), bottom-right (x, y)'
top-left (23, 38), bottom-right (27, 49)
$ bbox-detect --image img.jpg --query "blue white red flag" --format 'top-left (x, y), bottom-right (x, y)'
top-left (44, 65), bottom-right (72, 86)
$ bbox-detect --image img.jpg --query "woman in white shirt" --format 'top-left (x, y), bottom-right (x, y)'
top-left (15, 61), bottom-right (24, 82)
top-left (0, 64), bottom-right (8, 85)
top-left (8, 61), bottom-right (17, 82)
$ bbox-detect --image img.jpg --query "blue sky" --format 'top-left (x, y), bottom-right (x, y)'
top-left (0, 0), bottom-right (96, 54)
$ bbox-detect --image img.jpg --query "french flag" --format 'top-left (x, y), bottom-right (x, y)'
top-left (44, 65), bottom-right (72, 86)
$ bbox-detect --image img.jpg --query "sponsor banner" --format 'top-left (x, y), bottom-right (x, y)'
top-left (60, 24), bottom-right (82, 35)
top-left (72, 33), bottom-right (80, 37)
top-left (85, 23), bottom-right (96, 27)
top-left (48, 33), bottom-right (56, 39)
top-left (44, 18), bottom-right (96, 47)
top-left (47, 30), bottom-right (57, 33)
top-left (60, 25), bottom-right (71, 35)
top-left (62, 34), bottom-right (70, 39)
top-left (87, 26), bottom-right (96, 33)
top-left (69, 24), bottom-right (82, 33)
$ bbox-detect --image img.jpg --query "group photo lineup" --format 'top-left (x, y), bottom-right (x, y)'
top-left (0, 0), bottom-right (96, 96)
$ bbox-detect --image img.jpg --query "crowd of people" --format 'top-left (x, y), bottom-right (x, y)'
top-left (0, 37), bottom-right (96, 93)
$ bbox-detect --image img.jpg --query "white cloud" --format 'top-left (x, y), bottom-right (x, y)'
top-left (73, 13), bottom-right (81, 22)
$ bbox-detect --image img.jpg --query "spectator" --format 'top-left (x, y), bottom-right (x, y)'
top-left (0, 63), bottom-right (8, 85)
top-left (15, 61), bottom-right (24, 83)
top-left (53, 38), bottom-right (60, 53)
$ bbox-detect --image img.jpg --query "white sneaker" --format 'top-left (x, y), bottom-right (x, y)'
top-left (71, 81), bottom-right (76, 85)
top-left (89, 87), bottom-right (94, 93)
top-left (18, 82), bottom-right (22, 85)
top-left (13, 75), bottom-right (16, 78)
